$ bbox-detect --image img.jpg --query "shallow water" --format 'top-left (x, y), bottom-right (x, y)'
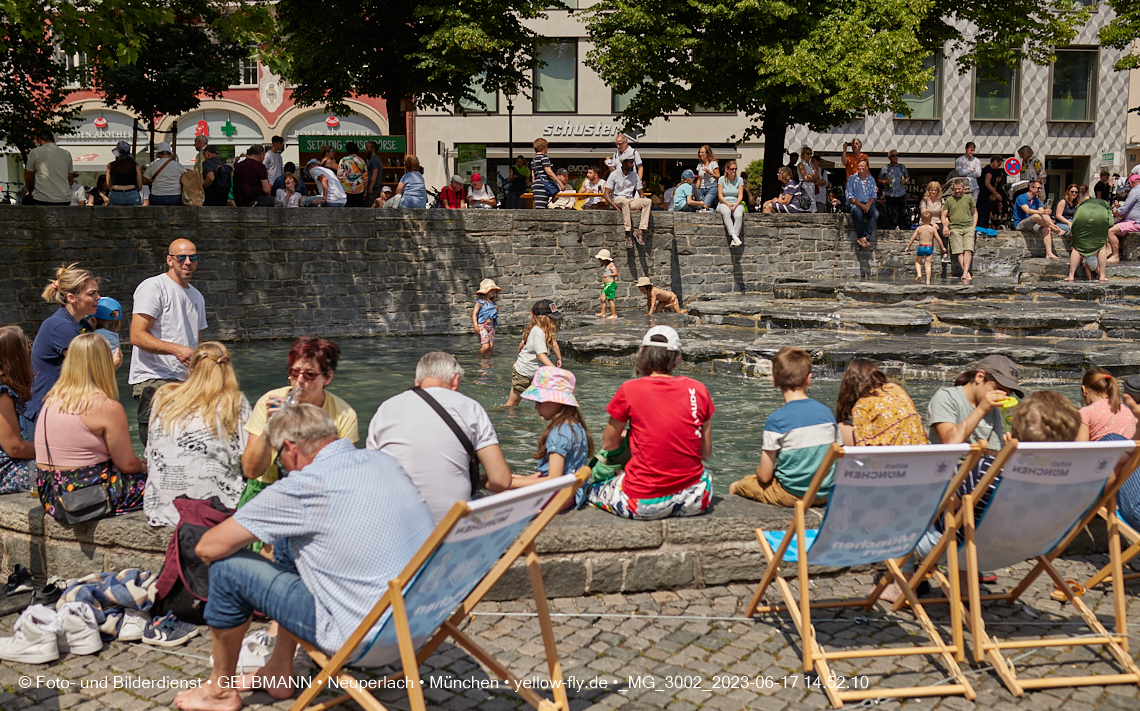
top-left (115, 336), bottom-right (1081, 495)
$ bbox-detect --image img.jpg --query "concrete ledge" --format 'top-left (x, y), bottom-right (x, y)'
top-left (0, 492), bottom-right (1111, 601)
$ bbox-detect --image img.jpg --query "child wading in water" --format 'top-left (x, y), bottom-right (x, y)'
top-left (511, 366), bottom-right (593, 497)
top-left (636, 276), bottom-right (686, 314)
top-left (472, 278), bottom-right (500, 357)
top-left (595, 249), bottom-right (619, 319)
top-left (904, 210), bottom-right (946, 285)
top-left (507, 300), bottom-right (563, 407)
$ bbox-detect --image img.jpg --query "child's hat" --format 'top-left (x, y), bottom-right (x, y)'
top-left (681, 169), bottom-right (695, 180)
top-left (636, 276), bottom-right (652, 287)
top-left (476, 278), bottom-right (501, 295)
top-left (95, 297), bottom-right (122, 320)
top-left (594, 249), bottom-right (612, 261)
top-left (532, 299), bottom-right (563, 320)
top-left (521, 366), bottom-right (578, 407)
top-left (641, 325), bottom-right (682, 352)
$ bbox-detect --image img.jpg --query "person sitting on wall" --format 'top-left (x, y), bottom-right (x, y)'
top-left (440, 174), bottom-right (467, 209)
top-left (1108, 174), bottom-right (1140, 263)
top-left (604, 156), bottom-right (652, 248)
top-left (1013, 180), bottom-right (1062, 259)
top-left (845, 159), bottom-right (879, 248)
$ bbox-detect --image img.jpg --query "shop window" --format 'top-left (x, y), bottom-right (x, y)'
top-left (1050, 48), bottom-right (1098, 122)
top-left (459, 77), bottom-right (498, 114)
top-left (972, 64), bottom-right (1020, 121)
top-left (897, 55), bottom-right (941, 119)
top-left (533, 40), bottom-right (577, 113)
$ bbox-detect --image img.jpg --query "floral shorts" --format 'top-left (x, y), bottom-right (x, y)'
top-left (0, 458), bottom-right (33, 494)
top-left (36, 460), bottom-right (145, 519)
top-left (476, 319), bottom-right (496, 346)
top-left (584, 469), bottom-right (712, 520)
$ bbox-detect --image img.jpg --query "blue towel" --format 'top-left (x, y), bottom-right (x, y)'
top-left (763, 530), bottom-right (819, 562)
top-left (975, 227), bottom-right (997, 237)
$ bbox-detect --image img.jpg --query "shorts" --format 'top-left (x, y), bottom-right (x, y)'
top-left (916, 245), bottom-right (933, 257)
top-left (1017, 217), bottom-right (1042, 233)
top-left (476, 319), bottom-right (495, 346)
top-left (772, 202), bottom-right (805, 213)
top-left (1117, 220), bottom-right (1140, 234)
top-left (602, 280), bottom-right (617, 300)
top-left (584, 469), bottom-right (712, 520)
top-left (731, 474), bottom-right (826, 507)
top-left (949, 226), bottom-right (975, 254)
top-left (511, 369), bottom-right (533, 395)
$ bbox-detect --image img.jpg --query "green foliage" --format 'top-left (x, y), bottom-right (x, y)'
top-left (0, 18), bottom-right (79, 160)
top-left (1100, 0), bottom-right (1140, 72)
top-left (0, 0), bottom-right (173, 66)
top-left (743, 160), bottom-right (765, 183)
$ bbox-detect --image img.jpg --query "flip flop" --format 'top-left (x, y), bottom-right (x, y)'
top-left (625, 233), bottom-right (633, 248)
top-left (1050, 578), bottom-right (1086, 602)
top-left (634, 229), bottom-right (645, 245)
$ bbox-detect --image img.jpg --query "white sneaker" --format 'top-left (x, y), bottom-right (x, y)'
top-left (0, 604), bottom-right (60, 663)
top-left (730, 236), bottom-right (742, 247)
top-left (58, 602), bottom-right (102, 656)
top-left (118, 608), bottom-right (150, 642)
top-left (209, 629), bottom-right (275, 673)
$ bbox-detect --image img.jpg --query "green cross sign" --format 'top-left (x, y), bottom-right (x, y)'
top-left (220, 120), bottom-right (237, 137)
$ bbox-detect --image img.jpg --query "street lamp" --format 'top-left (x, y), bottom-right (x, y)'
top-left (507, 94), bottom-right (515, 168)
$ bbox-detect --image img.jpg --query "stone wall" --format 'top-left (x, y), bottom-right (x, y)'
top-left (0, 206), bottom-right (1080, 340)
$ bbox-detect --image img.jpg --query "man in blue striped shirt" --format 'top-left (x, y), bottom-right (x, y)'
top-left (846, 159), bottom-right (879, 248)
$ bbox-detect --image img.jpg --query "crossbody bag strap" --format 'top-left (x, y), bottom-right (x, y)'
top-left (410, 387), bottom-right (480, 496)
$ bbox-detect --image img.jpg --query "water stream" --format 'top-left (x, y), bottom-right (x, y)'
top-left (114, 335), bottom-right (1081, 495)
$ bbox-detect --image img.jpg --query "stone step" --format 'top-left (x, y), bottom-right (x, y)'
top-left (767, 277), bottom-right (1140, 305)
top-left (1019, 258), bottom-right (1140, 283)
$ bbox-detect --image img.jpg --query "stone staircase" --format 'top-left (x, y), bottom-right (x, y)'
top-left (559, 260), bottom-right (1140, 382)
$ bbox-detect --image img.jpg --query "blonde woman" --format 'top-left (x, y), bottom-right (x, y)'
top-left (144, 343), bottom-right (252, 526)
top-left (34, 334), bottom-right (146, 521)
top-left (919, 181), bottom-right (950, 246)
top-left (29, 264), bottom-right (101, 421)
top-left (696, 145), bottom-right (720, 209)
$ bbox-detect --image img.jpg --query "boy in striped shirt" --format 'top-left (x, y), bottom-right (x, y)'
top-left (730, 347), bottom-right (841, 507)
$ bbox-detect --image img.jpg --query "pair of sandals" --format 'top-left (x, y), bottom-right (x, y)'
top-left (625, 229), bottom-right (645, 248)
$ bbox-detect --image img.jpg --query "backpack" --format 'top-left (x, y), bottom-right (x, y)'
top-left (214, 164), bottom-right (233, 195)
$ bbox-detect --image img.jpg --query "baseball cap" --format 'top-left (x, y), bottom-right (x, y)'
top-left (1122, 375), bottom-right (1140, 402)
top-left (1129, 175), bottom-right (1140, 186)
top-left (203, 145), bottom-right (219, 155)
top-left (975, 355), bottom-right (1023, 398)
top-left (531, 299), bottom-right (563, 321)
top-left (641, 325), bottom-right (682, 352)
top-left (450, 174), bottom-right (465, 184)
top-left (381, 186), bottom-right (392, 193)
top-left (681, 169), bottom-right (695, 180)
top-left (95, 297), bottom-right (122, 321)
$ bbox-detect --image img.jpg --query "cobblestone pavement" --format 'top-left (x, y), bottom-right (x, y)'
top-left (2, 555), bottom-right (1140, 711)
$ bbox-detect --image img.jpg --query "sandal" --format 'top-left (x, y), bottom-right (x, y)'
top-left (634, 228), bottom-right (645, 245)
top-left (625, 232), bottom-right (633, 248)
top-left (1050, 578), bottom-right (1086, 603)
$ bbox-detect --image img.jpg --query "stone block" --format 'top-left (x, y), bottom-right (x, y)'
top-left (588, 558), bottom-right (626, 594)
top-left (699, 545), bottom-right (766, 586)
top-left (623, 552), bottom-right (696, 592)
top-left (537, 508), bottom-right (665, 553)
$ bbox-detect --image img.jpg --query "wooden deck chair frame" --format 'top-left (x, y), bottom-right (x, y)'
top-left (744, 442), bottom-right (987, 709)
top-left (289, 466), bottom-right (590, 711)
top-left (1084, 498), bottom-right (1140, 591)
top-left (900, 439), bottom-right (1140, 697)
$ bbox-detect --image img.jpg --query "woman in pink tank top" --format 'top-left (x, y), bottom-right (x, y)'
top-left (34, 333), bottom-right (146, 521)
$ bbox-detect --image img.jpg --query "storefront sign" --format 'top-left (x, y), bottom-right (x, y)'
top-left (1101, 152), bottom-right (1116, 166)
top-left (542, 121), bottom-right (623, 138)
top-left (298, 135), bottom-right (405, 153)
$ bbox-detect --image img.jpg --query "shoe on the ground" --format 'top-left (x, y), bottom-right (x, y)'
top-left (941, 253), bottom-right (951, 263)
top-left (31, 576), bottom-right (66, 607)
top-left (979, 572), bottom-right (998, 584)
top-left (209, 629), bottom-right (275, 673)
top-left (5, 564), bottom-right (33, 596)
top-left (0, 604), bottom-right (60, 663)
top-left (58, 601), bottom-right (102, 656)
top-left (118, 608), bottom-right (151, 642)
top-left (142, 612), bottom-right (199, 648)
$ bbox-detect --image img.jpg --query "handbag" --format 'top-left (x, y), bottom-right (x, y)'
top-left (38, 410), bottom-right (111, 525)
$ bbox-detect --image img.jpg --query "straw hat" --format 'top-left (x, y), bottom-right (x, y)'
top-left (594, 249), bottom-right (612, 261)
top-left (476, 278), bottom-right (501, 295)
top-left (636, 276), bottom-right (653, 287)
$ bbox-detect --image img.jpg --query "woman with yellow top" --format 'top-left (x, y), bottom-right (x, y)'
top-left (835, 359), bottom-right (927, 447)
top-left (239, 337), bottom-right (358, 506)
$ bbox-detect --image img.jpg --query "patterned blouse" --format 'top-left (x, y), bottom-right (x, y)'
top-left (851, 382), bottom-right (928, 447)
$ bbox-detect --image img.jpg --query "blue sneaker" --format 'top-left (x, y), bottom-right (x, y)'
top-left (142, 612), bottom-right (199, 648)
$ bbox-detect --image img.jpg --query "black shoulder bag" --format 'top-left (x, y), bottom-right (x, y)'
top-left (41, 410), bottom-right (111, 525)
top-left (410, 387), bottom-right (481, 496)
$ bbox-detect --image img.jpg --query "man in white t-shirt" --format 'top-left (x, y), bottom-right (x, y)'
top-left (604, 156), bottom-right (651, 245)
top-left (128, 238), bottom-right (208, 446)
top-left (582, 167), bottom-right (605, 208)
top-left (302, 158), bottom-right (347, 207)
top-left (366, 351), bottom-right (512, 524)
top-left (264, 136), bottom-right (285, 185)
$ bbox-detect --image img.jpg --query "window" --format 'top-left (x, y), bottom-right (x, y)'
top-left (612, 86), bottom-right (637, 114)
top-left (972, 64), bottom-right (1020, 121)
top-left (459, 79), bottom-right (498, 113)
top-left (533, 40), bottom-right (576, 113)
top-left (897, 55), bottom-right (941, 119)
top-left (56, 50), bottom-right (88, 89)
top-left (692, 102), bottom-right (731, 113)
top-left (238, 57), bottom-right (258, 87)
top-left (1050, 49), bottom-right (1098, 122)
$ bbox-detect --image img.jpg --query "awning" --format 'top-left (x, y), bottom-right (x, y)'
top-left (486, 146), bottom-right (741, 160)
top-left (65, 145), bottom-right (117, 170)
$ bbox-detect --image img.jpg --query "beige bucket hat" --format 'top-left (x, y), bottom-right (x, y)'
top-left (476, 278), bottom-right (501, 295)
top-left (636, 276), bottom-right (653, 287)
top-left (594, 249), bottom-right (613, 261)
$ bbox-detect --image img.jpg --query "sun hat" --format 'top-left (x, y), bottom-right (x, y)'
top-left (471, 172), bottom-right (483, 183)
top-left (636, 276), bottom-right (653, 287)
top-left (975, 354), bottom-right (1024, 398)
top-left (113, 141), bottom-right (132, 159)
top-left (681, 169), bottom-right (695, 180)
top-left (155, 141), bottom-right (172, 154)
top-left (95, 297), bottom-right (122, 321)
top-left (476, 278), bottom-right (501, 295)
top-left (531, 299), bottom-right (564, 321)
top-left (594, 249), bottom-right (612, 261)
top-left (521, 366), bottom-right (579, 407)
top-left (641, 325), bottom-right (682, 352)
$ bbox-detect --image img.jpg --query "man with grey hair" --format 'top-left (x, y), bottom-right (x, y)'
top-left (613, 133), bottom-right (643, 182)
top-left (367, 351), bottom-right (512, 524)
top-left (177, 404), bottom-right (434, 711)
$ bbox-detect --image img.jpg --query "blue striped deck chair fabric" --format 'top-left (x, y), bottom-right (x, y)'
top-left (745, 442), bottom-right (986, 710)
top-left (1084, 441), bottom-right (1140, 592)
top-left (290, 468), bottom-right (588, 711)
top-left (936, 439), bottom-right (1140, 696)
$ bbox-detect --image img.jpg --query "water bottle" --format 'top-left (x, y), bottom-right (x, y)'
top-left (271, 385), bottom-right (302, 420)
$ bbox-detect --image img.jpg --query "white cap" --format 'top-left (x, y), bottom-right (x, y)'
top-left (641, 325), bottom-right (682, 352)
top-left (155, 141), bottom-right (172, 154)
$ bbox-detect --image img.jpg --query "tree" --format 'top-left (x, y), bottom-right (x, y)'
top-left (585, 0), bottom-right (1088, 198)
top-left (1099, 0), bottom-right (1140, 76)
top-left (91, 0), bottom-right (242, 155)
top-left (0, 22), bottom-right (79, 161)
top-left (265, 0), bottom-right (551, 137)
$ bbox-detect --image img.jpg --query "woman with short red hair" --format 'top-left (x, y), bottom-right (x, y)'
top-left (239, 337), bottom-right (358, 505)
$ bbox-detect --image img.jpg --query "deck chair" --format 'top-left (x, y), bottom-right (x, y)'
top-left (1083, 473), bottom-right (1140, 593)
top-left (905, 439), bottom-right (1140, 696)
top-left (744, 442), bottom-right (986, 709)
top-left (290, 467), bottom-right (589, 711)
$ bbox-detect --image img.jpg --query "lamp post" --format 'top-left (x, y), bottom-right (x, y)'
top-left (507, 94), bottom-right (515, 168)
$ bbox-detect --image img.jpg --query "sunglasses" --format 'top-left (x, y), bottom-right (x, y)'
top-left (169, 254), bottom-right (199, 263)
top-left (289, 367), bottom-right (326, 380)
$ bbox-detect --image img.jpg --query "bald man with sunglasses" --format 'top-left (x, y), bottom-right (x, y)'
top-left (128, 239), bottom-right (207, 446)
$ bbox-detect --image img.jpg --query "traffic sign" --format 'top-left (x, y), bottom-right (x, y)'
top-left (1004, 157), bottom-right (1021, 176)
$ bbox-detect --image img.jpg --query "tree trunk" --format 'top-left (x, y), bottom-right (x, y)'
top-left (761, 104), bottom-right (789, 204)
top-left (385, 95), bottom-right (407, 137)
